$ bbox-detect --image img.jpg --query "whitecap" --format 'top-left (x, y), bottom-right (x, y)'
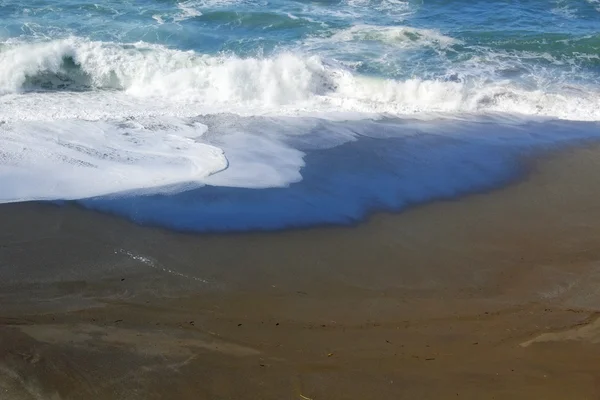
top-left (1, 37), bottom-right (600, 122)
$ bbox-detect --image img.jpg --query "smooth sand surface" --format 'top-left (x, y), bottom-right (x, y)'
top-left (3, 144), bottom-right (600, 399)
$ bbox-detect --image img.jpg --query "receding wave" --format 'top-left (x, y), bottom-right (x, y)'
top-left (1, 37), bottom-right (600, 121)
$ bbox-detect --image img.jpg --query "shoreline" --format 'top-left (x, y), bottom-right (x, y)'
top-left (3, 143), bottom-right (600, 398)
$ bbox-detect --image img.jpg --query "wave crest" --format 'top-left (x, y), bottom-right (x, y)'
top-left (1, 37), bottom-right (600, 121)
top-left (0, 38), bottom-right (338, 104)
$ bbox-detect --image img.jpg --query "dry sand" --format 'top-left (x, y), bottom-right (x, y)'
top-left (3, 144), bottom-right (600, 399)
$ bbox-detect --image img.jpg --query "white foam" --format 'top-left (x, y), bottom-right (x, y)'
top-left (326, 24), bottom-right (459, 49)
top-left (174, 1), bottom-right (203, 22)
top-left (0, 118), bottom-right (227, 202)
top-left (203, 132), bottom-right (304, 188)
top-left (1, 37), bottom-right (600, 124)
top-left (152, 14), bottom-right (166, 25)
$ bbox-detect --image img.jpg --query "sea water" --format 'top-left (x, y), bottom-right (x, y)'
top-left (0, 0), bottom-right (599, 231)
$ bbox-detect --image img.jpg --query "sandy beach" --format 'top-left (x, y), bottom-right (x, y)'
top-left (3, 143), bottom-right (600, 399)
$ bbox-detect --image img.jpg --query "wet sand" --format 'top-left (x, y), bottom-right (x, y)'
top-left (3, 144), bottom-right (600, 399)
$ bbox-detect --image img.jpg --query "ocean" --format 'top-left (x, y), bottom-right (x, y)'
top-left (0, 0), bottom-right (599, 231)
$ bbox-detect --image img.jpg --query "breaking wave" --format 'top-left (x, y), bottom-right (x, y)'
top-left (1, 36), bottom-right (600, 121)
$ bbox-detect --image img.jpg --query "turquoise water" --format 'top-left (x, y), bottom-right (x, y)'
top-left (1, 0), bottom-right (599, 231)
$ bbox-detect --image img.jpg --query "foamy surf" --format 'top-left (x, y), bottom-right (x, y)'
top-left (1, 0), bottom-right (599, 232)
top-left (0, 118), bottom-right (227, 202)
top-left (1, 37), bottom-right (600, 121)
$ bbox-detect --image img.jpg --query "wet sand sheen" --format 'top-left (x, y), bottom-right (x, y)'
top-left (2, 144), bottom-right (600, 399)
